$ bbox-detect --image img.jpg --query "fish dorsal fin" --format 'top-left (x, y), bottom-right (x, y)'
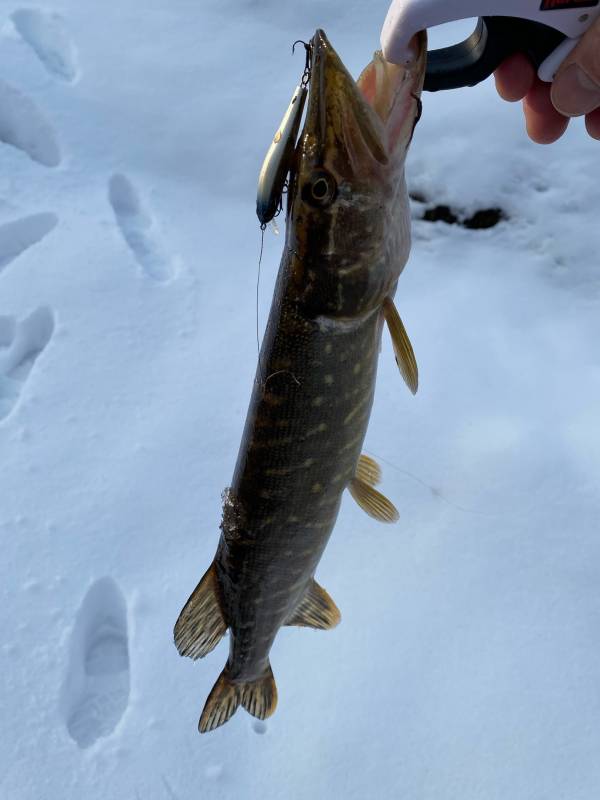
top-left (286, 578), bottom-right (341, 630)
top-left (174, 562), bottom-right (227, 660)
top-left (349, 477), bottom-right (399, 523)
top-left (383, 297), bottom-right (418, 395)
top-left (356, 454), bottom-right (381, 486)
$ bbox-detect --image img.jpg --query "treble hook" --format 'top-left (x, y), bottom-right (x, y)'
top-left (292, 39), bottom-right (312, 87)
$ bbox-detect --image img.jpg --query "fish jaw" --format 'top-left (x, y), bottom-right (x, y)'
top-left (286, 29), bottom-right (426, 320)
top-left (304, 29), bottom-right (389, 174)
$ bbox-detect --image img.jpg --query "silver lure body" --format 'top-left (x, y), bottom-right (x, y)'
top-left (256, 84), bottom-right (307, 226)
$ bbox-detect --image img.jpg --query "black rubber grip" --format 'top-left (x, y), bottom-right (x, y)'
top-left (424, 16), bottom-right (567, 91)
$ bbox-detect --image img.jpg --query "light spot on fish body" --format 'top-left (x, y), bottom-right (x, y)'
top-left (306, 422), bottom-right (328, 437)
top-left (324, 343), bottom-right (333, 354)
top-left (267, 436), bottom-right (294, 446)
top-left (311, 482), bottom-right (323, 493)
top-left (340, 432), bottom-right (364, 452)
top-left (324, 375), bottom-right (334, 385)
top-left (353, 362), bottom-right (361, 375)
top-left (303, 458), bottom-right (315, 468)
top-left (343, 395), bottom-right (370, 425)
top-left (265, 467), bottom-right (292, 476)
top-left (318, 495), bottom-right (339, 508)
top-left (312, 396), bottom-right (324, 407)
top-left (287, 515), bottom-right (300, 523)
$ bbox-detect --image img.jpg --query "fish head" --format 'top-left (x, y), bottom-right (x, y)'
top-left (287, 28), bottom-right (426, 319)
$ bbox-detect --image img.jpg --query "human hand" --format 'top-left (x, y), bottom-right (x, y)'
top-left (493, 17), bottom-right (600, 143)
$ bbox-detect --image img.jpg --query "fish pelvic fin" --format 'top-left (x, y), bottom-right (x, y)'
top-left (286, 578), bottom-right (341, 630)
top-left (240, 662), bottom-right (278, 721)
top-left (356, 453), bottom-right (381, 486)
top-left (199, 667), bottom-right (241, 733)
top-left (383, 297), bottom-right (418, 395)
top-left (174, 562), bottom-right (227, 660)
top-left (349, 477), bottom-right (399, 523)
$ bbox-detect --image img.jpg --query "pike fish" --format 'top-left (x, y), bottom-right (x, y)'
top-left (174, 28), bottom-right (426, 733)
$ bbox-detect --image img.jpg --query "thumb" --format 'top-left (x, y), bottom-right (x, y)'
top-left (551, 17), bottom-right (600, 116)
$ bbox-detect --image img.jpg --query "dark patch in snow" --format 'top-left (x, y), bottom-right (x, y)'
top-left (410, 192), bottom-right (507, 229)
top-left (462, 208), bottom-right (506, 229)
top-left (422, 204), bottom-right (459, 225)
top-left (251, 720), bottom-right (267, 734)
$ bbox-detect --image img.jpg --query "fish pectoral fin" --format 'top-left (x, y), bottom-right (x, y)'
top-left (356, 453), bottom-right (381, 486)
top-left (174, 562), bottom-right (227, 660)
top-left (240, 662), bottom-right (278, 721)
top-left (383, 297), bottom-right (418, 395)
top-left (349, 477), bottom-right (399, 523)
top-left (286, 578), bottom-right (341, 630)
top-left (199, 666), bottom-right (241, 733)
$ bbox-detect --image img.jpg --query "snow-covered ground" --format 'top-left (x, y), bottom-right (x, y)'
top-left (1, 2), bottom-right (599, 798)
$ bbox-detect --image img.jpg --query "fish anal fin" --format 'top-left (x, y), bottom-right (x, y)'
top-left (174, 562), bottom-right (227, 660)
top-left (349, 477), bottom-right (399, 523)
top-left (356, 454), bottom-right (381, 486)
top-left (286, 578), bottom-right (341, 630)
top-left (240, 663), bottom-right (278, 721)
top-left (199, 667), bottom-right (241, 733)
top-left (383, 297), bottom-right (418, 395)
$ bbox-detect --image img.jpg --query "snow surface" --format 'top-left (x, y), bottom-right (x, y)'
top-left (1, 2), bottom-right (599, 798)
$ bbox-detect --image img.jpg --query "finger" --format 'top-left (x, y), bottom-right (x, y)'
top-left (494, 52), bottom-right (536, 101)
top-left (585, 107), bottom-right (600, 140)
top-left (551, 18), bottom-right (600, 116)
top-left (523, 79), bottom-right (570, 144)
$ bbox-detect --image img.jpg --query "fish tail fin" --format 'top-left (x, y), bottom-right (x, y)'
top-left (240, 662), bottom-right (278, 721)
top-left (199, 666), bottom-right (241, 733)
top-left (198, 662), bottom-right (278, 733)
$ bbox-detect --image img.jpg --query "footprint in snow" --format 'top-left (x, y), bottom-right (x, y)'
top-left (0, 306), bottom-right (54, 421)
top-left (108, 173), bottom-right (175, 282)
top-left (60, 577), bottom-right (130, 749)
top-left (11, 9), bottom-right (78, 82)
top-left (0, 78), bottom-right (61, 166)
top-left (0, 212), bottom-right (58, 274)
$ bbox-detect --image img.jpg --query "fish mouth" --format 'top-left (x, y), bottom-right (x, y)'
top-left (306, 29), bottom-right (387, 166)
top-left (305, 29), bottom-right (426, 167)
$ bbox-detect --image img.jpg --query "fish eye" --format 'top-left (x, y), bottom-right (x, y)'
top-left (302, 170), bottom-right (337, 207)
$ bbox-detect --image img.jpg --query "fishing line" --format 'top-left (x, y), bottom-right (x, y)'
top-left (364, 448), bottom-right (507, 518)
top-left (256, 223), bottom-right (266, 383)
